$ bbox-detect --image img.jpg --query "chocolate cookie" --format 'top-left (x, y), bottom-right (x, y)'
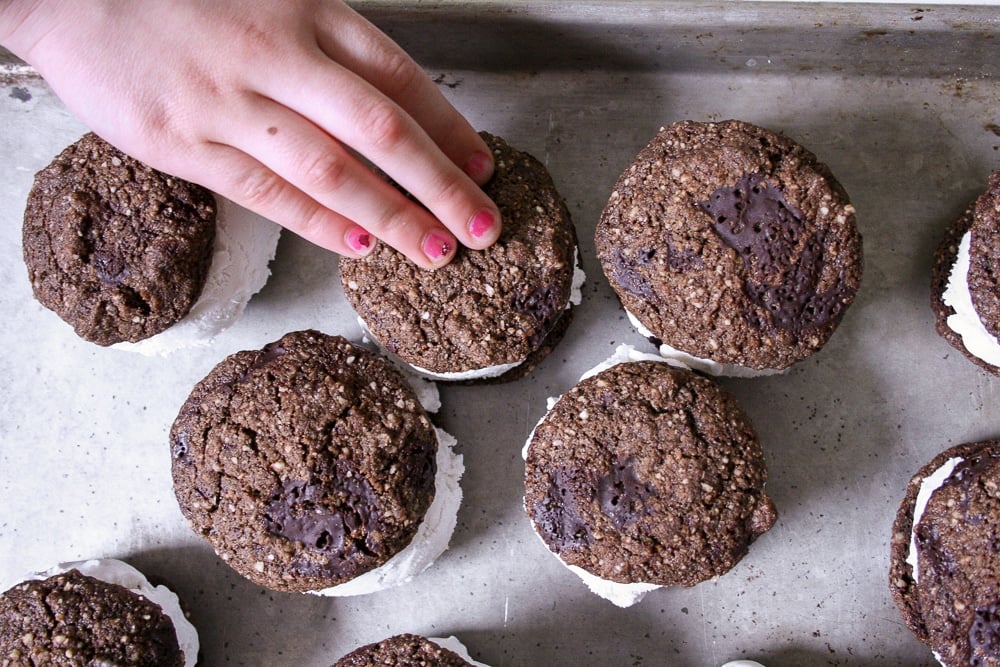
top-left (340, 132), bottom-right (581, 382)
top-left (524, 348), bottom-right (777, 605)
top-left (890, 439), bottom-right (1000, 667)
top-left (170, 330), bottom-right (439, 593)
top-left (931, 172), bottom-right (1000, 375)
top-left (22, 132), bottom-right (216, 346)
top-left (0, 568), bottom-right (184, 666)
top-left (332, 634), bottom-right (478, 667)
top-left (595, 120), bottom-right (863, 373)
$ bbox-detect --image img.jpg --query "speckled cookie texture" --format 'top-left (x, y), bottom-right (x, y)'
top-left (931, 172), bottom-right (1000, 375)
top-left (340, 132), bottom-right (578, 381)
top-left (22, 132), bottom-right (216, 346)
top-left (0, 569), bottom-right (184, 666)
top-left (890, 439), bottom-right (1000, 667)
top-left (524, 360), bottom-right (777, 587)
top-left (170, 330), bottom-right (438, 593)
top-left (332, 634), bottom-right (473, 667)
top-left (596, 120), bottom-right (863, 371)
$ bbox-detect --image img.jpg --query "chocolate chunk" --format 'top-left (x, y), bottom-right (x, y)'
top-left (597, 456), bottom-right (654, 529)
top-left (532, 468), bottom-right (594, 552)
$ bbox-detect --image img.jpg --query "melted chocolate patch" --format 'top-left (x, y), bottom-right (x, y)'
top-left (612, 245), bottom-right (703, 300)
top-left (263, 469), bottom-right (381, 574)
top-left (612, 248), bottom-right (656, 299)
top-left (238, 341), bottom-right (288, 383)
top-left (970, 603), bottom-right (1000, 665)
top-left (513, 286), bottom-right (563, 345)
top-left (597, 456), bottom-right (655, 529)
top-left (533, 468), bottom-right (593, 552)
top-left (698, 173), bottom-right (850, 333)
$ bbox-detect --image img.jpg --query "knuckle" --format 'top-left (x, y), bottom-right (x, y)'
top-left (379, 50), bottom-right (422, 96)
top-left (291, 204), bottom-right (330, 240)
top-left (371, 205), bottom-right (415, 238)
top-left (235, 168), bottom-right (284, 209)
top-left (300, 151), bottom-right (350, 194)
top-left (356, 101), bottom-right (408, 153)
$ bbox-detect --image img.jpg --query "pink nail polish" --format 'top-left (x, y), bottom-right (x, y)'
top-left (468, 209), bottom-right (496, 239)
top-left (422, 232), bottom-right (454, 262)
top-left (464, 151), bottom-right (493, 183)
top-left (346, 227), bottom-right (372, 254)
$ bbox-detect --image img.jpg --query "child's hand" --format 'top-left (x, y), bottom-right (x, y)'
top-left (1, 0), bottom-right (501, 268)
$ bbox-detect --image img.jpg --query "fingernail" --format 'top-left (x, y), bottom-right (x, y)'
top-left (468, 209), bottom-right (498, 240)
top-left (463, 151), bottom-right (494, 183)
top-left (346, 227), bottom-right (373, 255)
top-left (422, 231), bottom-right (454, 264)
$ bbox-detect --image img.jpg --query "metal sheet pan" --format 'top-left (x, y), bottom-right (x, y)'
top-left (1, 3), bottom-right (999, 665)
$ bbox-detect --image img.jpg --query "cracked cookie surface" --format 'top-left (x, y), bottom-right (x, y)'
top-left (524, 360), bottom-right (776, 587)
top-left (170, 330), bottom-right (437, 592)
top-left (0, 569), bottom-right (183, 666)
top-left (22, 132), bottom-right (216, 345)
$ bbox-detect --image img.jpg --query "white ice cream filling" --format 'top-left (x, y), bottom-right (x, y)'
top-left (906, 456), bottom-right (963, 583)
top-left (522, 344), bottom-right (684, 608)
top-left (360, 248), bottom-right (585, 381)
top-left (113, 197), bottom-right (281, 355)
top-left (942, 231), bottom-right (1000, 367)
top-left (626, 310), bottom-right (786, 378)
top-left (309, 427), bottom-right (463, 597)
top-left (429, 636), bottom-right (492, 667)
top-left (23, 559), bottom-right (199, 667)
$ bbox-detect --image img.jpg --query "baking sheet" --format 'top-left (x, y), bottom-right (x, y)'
top-left (2, 2), bottom-right (1000, 665)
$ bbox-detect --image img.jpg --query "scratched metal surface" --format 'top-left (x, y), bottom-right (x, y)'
top-left (1, 2), bottom-right (1000, 665)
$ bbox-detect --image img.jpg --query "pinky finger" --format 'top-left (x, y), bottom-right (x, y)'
top-left (187, 142), bottom-right (375, 258)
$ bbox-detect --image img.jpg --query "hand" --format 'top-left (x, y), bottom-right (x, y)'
top-left (0, 0), bottom-right (501, 268)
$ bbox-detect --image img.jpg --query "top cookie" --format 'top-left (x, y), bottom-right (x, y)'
top-left (596, 120), bottom-right (863, 371)
top-left (333, 634), bottom-right (474, 667)
top-left (889, 439), bottom-right (1000, 667)
top-left (0, 568), bottom-right (184, 666)
top-left (524, 358), bottom-right (777, 588)
top-left (931, 171), bottom-right (1000, 375)
top-left (170, 330), bottom-right (438, 593)
top-left (22, 132), bottom-right (216, 346)
top-left (340, 132), bottom-right (578, 381)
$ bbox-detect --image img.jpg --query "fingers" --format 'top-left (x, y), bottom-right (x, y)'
top-left (249, 6), bottom-right (504, 252)
top-left (177, 141), bottom-right (458, 270)
top-left (314, 3), bottom-right (495, 186)
top-left (207, 95), bottom-right (468, 269)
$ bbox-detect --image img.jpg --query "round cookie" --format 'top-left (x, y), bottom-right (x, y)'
top-left (931, 171), bottom-right (1000, 375)
top-left (524, 346), bottom-right (777, 607)
top-left (0, 565), bottom-right (188, 666)
top-left (340, 131), bottom-right (581, 382)
top-left (890, 439), bottom-right (1000, 667)
top-left (596, 119), bottom-right (863, 373)
top-left (22, 132), bottom-right (217, 346)
top-left (170, 330), bottom-right (439, 593)
top-left (333, 634), bottom-right (485, 667)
